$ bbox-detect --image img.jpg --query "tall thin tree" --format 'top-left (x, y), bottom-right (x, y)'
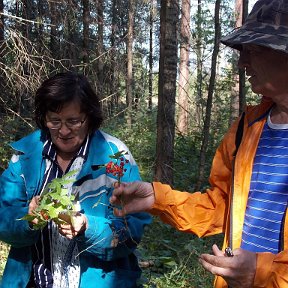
top-left (96, 0), bottom-right (104, 97)
top-left (82, 0), bottom-right (90, 65)
top-left (195, 0), bottom-right (203, 126)
top-left (194, 0), bottom-right (221, 191)
top-left (155, 0), bottom-right (179, 185)
top-left (126, 0), bottom-right (134, 128)
top-left (148, 0), bottom-right (156, 112)
top-left (177, 0), bottom-right (191, 134)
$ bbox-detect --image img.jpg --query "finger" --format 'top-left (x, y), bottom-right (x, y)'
top-left (199, 258), bottom-right (229, 277)
top-left (200, 252), bottom-right (233, 269)
top-left (212, 244), bottom-right (225, 257)
top-left (109, 195), bottom-right (121, 205)
top-left (113, 207), bottom-right (126, 217)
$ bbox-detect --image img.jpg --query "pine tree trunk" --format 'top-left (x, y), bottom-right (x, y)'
top-left (148, 1), bottom-right (156, 112)
top-left (155, 0), bottom-right (179, 185)
top-left (126, 0), bottom-right (134, 128)
top-left (177, 0), bottom-right (191, 135)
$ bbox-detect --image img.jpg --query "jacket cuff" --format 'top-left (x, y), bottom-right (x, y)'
top-left (253, 252), bottom-right (275, 287)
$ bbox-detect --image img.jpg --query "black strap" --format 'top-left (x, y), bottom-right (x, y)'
top-left (233, 112), bottom-right (245, 157)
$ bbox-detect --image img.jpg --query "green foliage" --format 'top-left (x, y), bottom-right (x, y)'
top-left (103, 108), bottom-right (157, 182)
top-left (138, 218), bottom-right (224, 288)
top-left (19, 171), bottom-right (78, 230)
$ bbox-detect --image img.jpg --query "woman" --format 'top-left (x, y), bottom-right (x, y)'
top-left (111, 0), bottom-right (288, 287)
top-left (0, 72), bottom-right (151, 288)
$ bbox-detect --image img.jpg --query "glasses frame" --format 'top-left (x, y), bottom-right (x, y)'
top-left (46, 116), bottom-right (87, 130)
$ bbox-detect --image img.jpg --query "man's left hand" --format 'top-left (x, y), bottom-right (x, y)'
top-left (199, 244), bottom-right (256, 288)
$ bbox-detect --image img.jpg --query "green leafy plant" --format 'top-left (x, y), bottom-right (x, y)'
top-left (19, 171), bottom-right (78, 230)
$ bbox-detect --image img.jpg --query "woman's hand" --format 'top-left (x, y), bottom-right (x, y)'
top-left (28, 196), bottom-right (41, 225)
top-left (199, 244), bottom-right (256, 288)
top-left (58, 213), bottom-right (87, 239)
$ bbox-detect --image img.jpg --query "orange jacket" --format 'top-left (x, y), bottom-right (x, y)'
top-left (150, 98), bottom-right (288, 287)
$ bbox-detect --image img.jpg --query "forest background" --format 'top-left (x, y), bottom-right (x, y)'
top-left (0, 0), bottom-right (257, 287)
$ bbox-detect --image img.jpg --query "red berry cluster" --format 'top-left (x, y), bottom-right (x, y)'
top-left (106, 157), bottom-right (129, 180)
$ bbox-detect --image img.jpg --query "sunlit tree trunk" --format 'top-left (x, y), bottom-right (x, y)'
top-left (194, 0), bottom-right (221, 191)
top-left (155, 0), bottom-right (179, 185)
top-left (126, 0), bottom-right (134, 128)
top-left (177, 0), bottom-right (190, 135)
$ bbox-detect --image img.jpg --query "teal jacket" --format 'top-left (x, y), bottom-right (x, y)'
top-left (0, 130), bottom-right (151, 288)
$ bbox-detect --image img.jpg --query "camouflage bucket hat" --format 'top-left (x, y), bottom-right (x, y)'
top-left (221, 0), bottom-right (288, 53)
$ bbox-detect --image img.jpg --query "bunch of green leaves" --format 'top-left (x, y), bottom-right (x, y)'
top-left (19, 171), bottom-right (78, 230)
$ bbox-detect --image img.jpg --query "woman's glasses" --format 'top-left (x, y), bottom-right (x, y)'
top-left (46, 117), bottom-right (87, 130)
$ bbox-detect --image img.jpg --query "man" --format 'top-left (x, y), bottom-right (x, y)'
top-left (110, 0), bottom-right (288, 287)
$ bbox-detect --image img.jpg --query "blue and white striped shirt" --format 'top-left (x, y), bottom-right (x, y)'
top-left (241, 115), bottom-right (288, 253)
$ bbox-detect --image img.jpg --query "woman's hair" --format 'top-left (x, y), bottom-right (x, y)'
top-left (34, 72), bottom-right (104, 133)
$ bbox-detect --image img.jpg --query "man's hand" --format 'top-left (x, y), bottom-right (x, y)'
top-left (199, 244), bottom-right (256, 288)
top-left (109, 181), bottom-right (155, 216)
top-left (58, 213), bottom-right (87, 239)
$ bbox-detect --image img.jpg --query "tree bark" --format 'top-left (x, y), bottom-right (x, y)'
top-left (49, 0), bottom-right (59, 66)
top-left (96, 0), bottom-right (104, 97)
top-left (148, 1), bottom-right (156, 112)
top-left (229, 0), bottom-right (248, 124)
top-left (177, 0), bottom-right (191, 135)
top-left (82, 0), bottom-right (90, 65)
top-left (155, 0), bottom-right (179, 185)
top-left (126, 0), bottom-right (134, 128)
top-left (194, 0), bottom-right (221, 191)
top-left (195, 0), bottom-right (203, 127)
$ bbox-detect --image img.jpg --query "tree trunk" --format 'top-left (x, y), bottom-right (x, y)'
top-left (82, 0), bottom-right (90, 65)
top-left (195, 0), bottom-right (203, 127)
top-left (108, 0), bottom-right (118, 114)
top-left (177, 0), bottom-right (190, 135)
top-left (239, 0), bottom-right (248, 114)
top-left (194, 0), bottom-right (221, 191)
top-left (155, 0), bottom-right (179, 185)
top-left (229, 0), bottom-right (248, 124)
top-left (97, 0), bottom-right (104, 97)
top-left (148, 1), bottom-right (156, 112)
top-left (126, 0), bottom-right (134, 128)
top-left (66, 0), bottom-right (78, 68)
top-left (49, 0), bottom-right (58, 66)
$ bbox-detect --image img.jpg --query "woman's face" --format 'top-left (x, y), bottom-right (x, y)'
top-left (238, 44), bottom-right (288, 99)
top-left (45, 101), bottom-right (89, 156)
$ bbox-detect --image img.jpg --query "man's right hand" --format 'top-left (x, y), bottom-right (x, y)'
top-left (110, 181), bottom-right (155, 216)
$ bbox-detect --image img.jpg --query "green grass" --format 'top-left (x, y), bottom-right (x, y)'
top-left (138, 218), bottom-right (224, 287)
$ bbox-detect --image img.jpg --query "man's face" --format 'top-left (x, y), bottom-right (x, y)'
top-left (238, 44), bottom-right (288, 99)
